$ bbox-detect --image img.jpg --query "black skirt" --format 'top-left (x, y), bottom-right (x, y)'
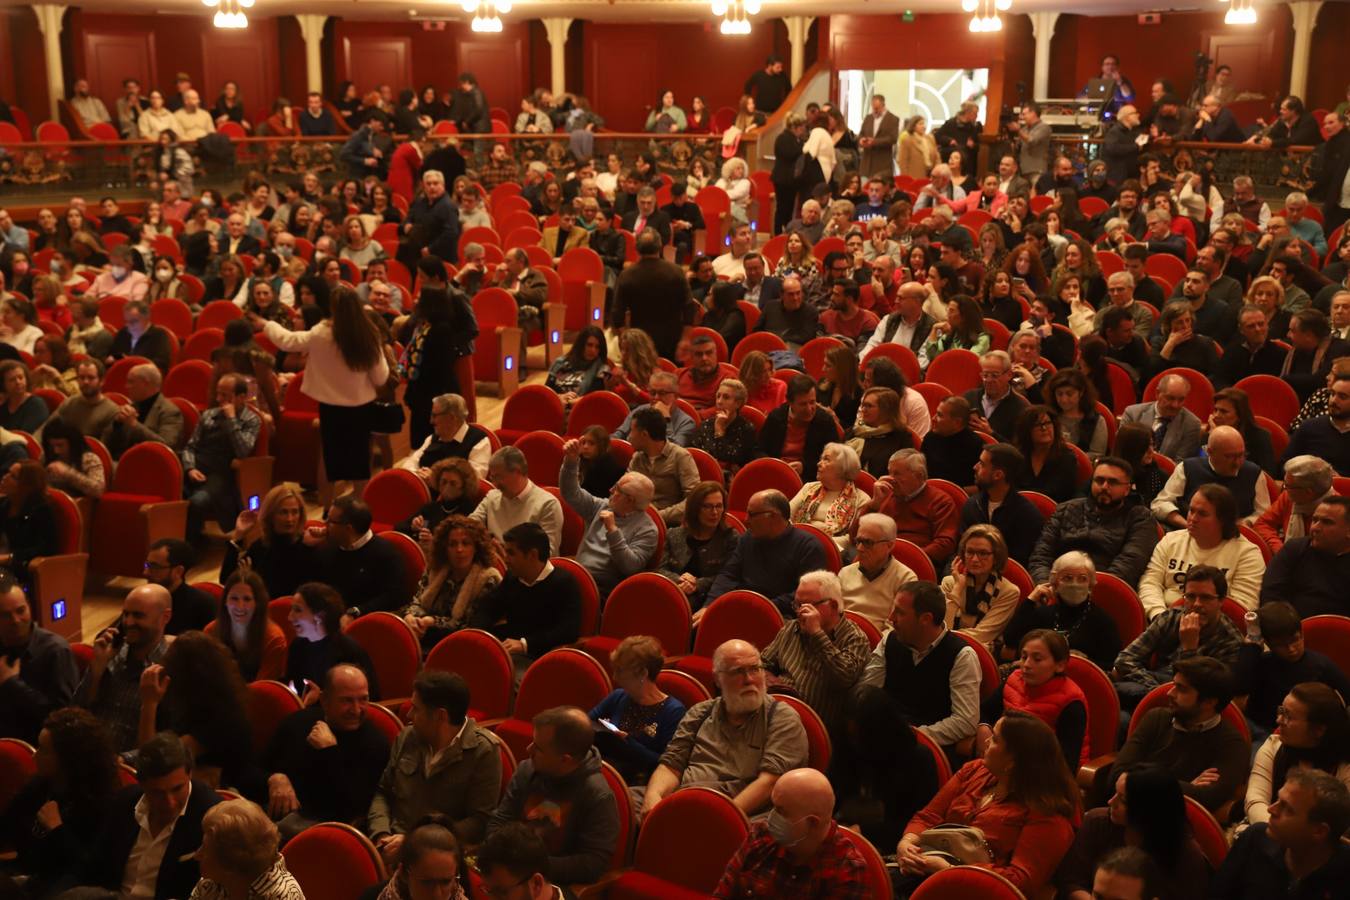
top-left (319, 401), bottom-right (373, 481)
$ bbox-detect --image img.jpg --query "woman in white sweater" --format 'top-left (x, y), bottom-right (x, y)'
top-left (1240, 682), bottom-right (1350, 832)
top-left (1137, 482), bottom-right (1266, 620)
top-left (258, 286), bottom-right (389, 498)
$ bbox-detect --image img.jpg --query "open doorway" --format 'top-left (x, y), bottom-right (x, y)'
top-left (838, 68), bottom-right (990, 131)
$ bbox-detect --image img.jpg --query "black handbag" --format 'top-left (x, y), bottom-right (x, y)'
top-left (369, 401), bottom-right (406, 435)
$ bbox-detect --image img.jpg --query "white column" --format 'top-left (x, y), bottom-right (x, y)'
top-left (783, 16), bottom-right (814, 85)
top-left (31, 4), bottom-right (67, 122)
top-left (1287, 0), bottom-right (1323, 101)
top-left (1028, 11), bottom-right (1059, 102)
top-left (295, 14), bottom-right (329, 97)
top-left (541, 18), bottom-right (573, 97)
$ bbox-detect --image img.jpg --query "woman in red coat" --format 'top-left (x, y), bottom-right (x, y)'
top-left (896, 713), bottom-right (1080, 897)
top-left (979, 628), bottom-right (1090, 767)
top-left (388, 134), bottom-right (427, 204)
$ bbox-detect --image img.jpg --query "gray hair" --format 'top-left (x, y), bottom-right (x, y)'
top-left (506, 247), bottom-right (530, 266)
top-left (718, 377), bottom-right (747, 406)
top-left (980, 349), bottom-right (1012, 370)
top-left (128, 363), bottom-right (162, 388)
top-left (1233, 175), bottom-right (1254, 190)
top-left (857, 511), bottom-right (896, 541)
top-left (422, 169), bottom-right (445, 185)
top-left (798, 570), bottom-right (843, 605)
top-left (1051, 550), bottom-right (1097, 579)
top-left (822, 442), bottom-right (861, 481)
top-left (1107, 270), bottom-right (1136, 288)
top-left (618, 471), bottom-right (655, 509)
top-left (890, 448), bottom-right (927, 479)
top-left (1146, 209), bottom-right (1171, 225)
top-left (1284, 455), bottom-right (1334, 493)
top-left (432, 393), bottom-right (468, 419)
top-left (490, 446), bottom-right (527, 475)
top-left (463, 242), bottom-right (485, 261)
top-left (1009, 330), bottom-right (1041, 352)
top-left (650, 371), bottom-right (678, 392)
top-left (711, 638), bottom-right (760, 672)
top-left (1285, 191), bottom-right (1309, 206)
top-left (1156, 372), bottom-right (1191, 396)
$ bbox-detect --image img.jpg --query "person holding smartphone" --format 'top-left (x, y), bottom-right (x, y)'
top-left (74, 584), bottom-right (173, 752)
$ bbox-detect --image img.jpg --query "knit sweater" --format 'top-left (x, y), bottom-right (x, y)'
top-left (875, 483), bottom-right (959, 566)
top-left (705, 527), bottom-right (828, 616)
top-left (1136, 529), bottom-right (1266, 619)
top-left (839, 558), bottom-right (917, 632)
top-left (1110, 707), bottom-right (1250, 812)
top-left (470, 481), bottom-right (564, 557)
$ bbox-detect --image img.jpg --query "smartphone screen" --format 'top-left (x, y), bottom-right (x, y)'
top-left (248, 494), bottom-right (261, 512)
top-left (598, 718), bottom-right (620, 734)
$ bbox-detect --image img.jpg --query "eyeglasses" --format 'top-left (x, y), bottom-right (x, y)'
top-left (1275, 706), bottom-right (1303, 722)
top-left (717, 663), bottom-right (765, 679)
top-left (747, 509), bottom-right (778, 519)
top-left (853, 537), bottom-right (890, 549)
top-left (793, 598), bottom-right (831, 611)
top-left (1033, 419), bottom-right (1054, 428)
top-left (1182, 592), bottom-right (1220, 603)
top-left (979, 371), bottom-right (1007, 380)
top-left (964, 548), bottom-right (994, 558)
top-left (700, 502), bottom-right (725, 512)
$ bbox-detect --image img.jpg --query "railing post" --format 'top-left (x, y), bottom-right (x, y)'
top-left (295, 14), bottom-right (329, 98)
top-left (1028, 11), bottom-right (1059, 102)
top-left (31, 4), bottom-right (67, 123)
top-left (1287, 0), bottom-right (1323, 102)
top-left (541, 18), bottom-right (574, 98)
top-left (783, 16), bottom-right (814, 86)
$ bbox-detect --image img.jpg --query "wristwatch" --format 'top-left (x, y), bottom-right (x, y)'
top-left (345, 607), bottom-right (360, 619)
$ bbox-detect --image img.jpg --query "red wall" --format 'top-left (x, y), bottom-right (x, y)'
top-left (1047, 9), bottom-right (1291, 117)
top-left (1307, 2), bottom-right (1350, 113)
top-left (581, 21), bottom-right (787, 131)
top-left (0, 7), bottom-right (53, 124)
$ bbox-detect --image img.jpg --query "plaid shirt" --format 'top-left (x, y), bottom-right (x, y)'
top-left (76, 639), bottom-right (169, 752)
top-left (713, 821), bottom-right (869, 900)
top-left (479, 157), bottom-right (521, 191)
top-left (1113, 607), bottom-right (1243, 688)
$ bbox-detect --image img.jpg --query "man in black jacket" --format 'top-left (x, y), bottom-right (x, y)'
top-left (0, 575), bottom-right (78, 743)
top-left (612, 229), bottom-right (690, 359)
top-left (620, 188), bottom-right (672, 248)
top-left (1250, 95), bottom-right (1324, 150)
top-left (755, 275), bottom-right (819, 350)
top-left (398, 169), bottom-right (460, 271)
top-left (82, 732), bottom-right (220, 900)
top-left (959, 443), bottom-right (1044, 567)
top-left (449, 72), bottom-right (490, 134)
top-left (962, 350), bottom-right (1030, 441)
top-left (743, 56), bottom-right (792, 114)
top-left (108, 299), bottom-right (174, 373)
top-left (759, 374), bottom-right (838, 479)
top-left (1028, 457), bottom-right (1158, 586)
top-left (1102, 105), bottom-right (1145, 185)
top-left (318, 496), bottom-right (408, 623)
top-left (1313, 111), bottom-right (1350, 236)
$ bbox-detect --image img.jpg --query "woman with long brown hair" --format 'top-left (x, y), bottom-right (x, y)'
top-left (401, 514), bottom-right (501, 652)
top-left (220, 483), bottom-right (318, 597)
top-left (206, 569), bottom-right (288, 683)
top-left (258, 286), bottom-right (388, 498)
top-left (816, 344), bottom-right (861, 426)
top-left (1013, 404), bottom-right (1081, 503)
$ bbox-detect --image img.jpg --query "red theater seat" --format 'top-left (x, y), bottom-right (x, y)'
top-left (90, 443), bottom-right (188, 577)
top-left (424, 629), bottom-right (515, 721)
top-left (282, 822), bottom-right (386, 900)
top-left (492, 649), bottom-right (611, 761)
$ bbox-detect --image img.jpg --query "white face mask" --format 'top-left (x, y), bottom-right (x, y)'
top-left (200, 197), bottom-right (214, 208)
top-left (156, 269), bottom-right (174, 283)
top-left (110, 266), bottom-right (128, 279)
top-left (276, 246), bottom-right (293, 259)
top-left (1057, 583), bottom-right (1092, 606)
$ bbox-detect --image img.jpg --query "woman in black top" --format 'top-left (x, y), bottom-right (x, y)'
top-left (284, 582), bottom-right (380, 699)
top-left (220, 483), bottom-right (319, 598)
top-left (1148, 300), bottom-right (1218, 378)
top-left (978, 268), bottom-right (1025, 332)
top-left (1014, 404), bottom-right (1082, 503)
top-left (1, 708), bottom-right (120, 896)
top-left (211, 81), bottom-right (249, 130)
top-left (577, 425), bottom-right (625, 498)
top-left (848, 387), bottom-right (914, 478)
top-left (1208, 387), bottom-right (1278, 477)
top-left (397, 458), bottom-right (483, 537)
top-left (817, 344), bottom-right (862, 428)
top-left (690, 379), bottom-right (758, 477)
top-left (658, 481), bottom-right (739, 611)
top-left (334, 81), bottom-right (362, 126)
top-left (402, 287), bottom-right (460, 449)
top-left (139, 630), bottom-right (257, 793)
top-left (418, 85), bottom-right (449, 123)
top-left (702, 282), bottom-right (747, 352)
top-left (1115, 422), bottom-right (1169, 508)
top-left (0, 459), bottom-right (58, 586)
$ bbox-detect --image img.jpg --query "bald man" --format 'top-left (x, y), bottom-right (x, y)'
top-left (1151, 424), bottom-right (1271, 529)
top-left (713, 768), bottom-right (869, 897)
top-left (76, 583), bottom-right (174, 751)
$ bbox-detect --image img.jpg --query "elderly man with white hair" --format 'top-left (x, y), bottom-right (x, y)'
top-left (1252, 454), bottom-right (1336, 552)
top-left (840, 512), bottom-right (917, 632)
top-left (785, 199), bottom-right (826, 244)
top-left (912, 163), bottom-right (966, 210)
top-left (398, 169), bottom-right (460, 270)
top-left (760, 571), bottom-right (871, 736)
top-left (560, 437), bottom-right (659, 595)
top-left (1002, 550), bottom-right (1122, 672)
top-left (101, 362), bottom-right (184, 458)
top-left (1120, 372), bottom-right (1203, 460)
top-left (714, 768), bottom-right (870, 895)
top-left (1151, 424), bottom-right (1271, 528)
top-left (642, 639), bottom-right (808, 817)
top-left (396, 392), bottom-right (491, 481)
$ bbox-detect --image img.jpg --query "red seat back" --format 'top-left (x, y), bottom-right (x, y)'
top-left (913, 726), bottom-right (952, 785)
top-left (363, 468), bottom-right (431, 530)
top-left (45, 488), bottom-right (82, 554)
top-left (162, 359), bottom-right (214, 409)
top-left (925, 349), bottom-right (983, 394)
top-left (838, 827), bottom-right (894, 900)
top-left (773, 694), bottom-right (831, 771)
top-left (910, 866), bottom-right (1027, 899)
top-left (686, 446), bottom-right (726, 485)
top-left (844, 611), bottom-right (883, 648)
top-left (514, 649), bottom-right (612, 724)
top-left (374, 531), bottom-right (427, 602)
top-left (862, 343), bottom-right (922, 385)
top-left (727, 458), bottom-right (802, 516)
top-left (795, 523), bottom-right (842, 572)
top-left (630, 787), bottom-right (749, 893)
top-left (498, 385), bottom-right (565, 443)
top-left (542, 486), bottom-right (585, 557)
top-left (1301, 615), bottom-right (1350, 679)
top-left (566, 390), bottom-right (630, 436)
top-left (150, 298), bottom-right (194, 340)
top-left (1234, 374), bottom-right (1301, 428)
top-left (1091, 572), bottom-right (1146, 645)
top-left (951, 630), bottom-right (1000, 701)
top-left (246, 680), bottom-right (302, 756)
top-left (1185, 795), bottom-right (1230, 870)
top-left (601, 573), bottom-right (692, 656)
top-left (550, 556), bottom-right (600, 636)
top-left (282, 822), bottom-right (387, 900)
top-left (104, 355), bottom-right (150, 395)
top-left (514, 431), bottom-right (565, 488)
top-left (179, 327), bottom-right (225, 363)
top-left (111, 441), bottom-right (182, 498)
top-left (0, 738), bottom-right (36, 813)
top-left (343, 612), bottom-right (421, 701)
top-left (600, 762), bottom-right (634, 869)
top-left (655, 668), bottom-right (712, 708)
top-left (691, 590), bottom-right (783, 657)
top-left (425, 629), bottom-right (515, 720)
top-left (1064, 653), bottom-right (1120, 758)
top-left (891, 538), bottom-right (937, 581)
top-left (197, 300), bottom-right (243, 331)
top-left (364, 703), bottom-right (405, 744)
top-left (730, 331), bottom-right (787, 367)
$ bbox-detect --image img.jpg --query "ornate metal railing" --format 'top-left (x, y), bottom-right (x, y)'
top-left (1047, 136), bottom-right (1320, 196)
top-left (0, 131), bottom-right (757, 203)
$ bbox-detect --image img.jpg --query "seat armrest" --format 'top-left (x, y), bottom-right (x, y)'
top-left (574, 871), bottom-right (626, 899)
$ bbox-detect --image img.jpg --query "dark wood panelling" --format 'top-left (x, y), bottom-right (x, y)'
top-left (81, 29), bottom-right (156, 108)
top-left (201, 21), bottom-right (279, 124)
top-left (459, 37), bottom-right (525, 111)
top-left (341, 35), bottom-right (413, 94)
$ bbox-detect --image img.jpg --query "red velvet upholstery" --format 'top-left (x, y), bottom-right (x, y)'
top-left (0, 738), bottom-right (36, 813)
top-left (845, 611), bottom-right (883, 649)
top-left (773, 694), bottom-right (831, 772)
top-left (550, 556), bottom-right (600, 637)
top-left (246, 680), bottom-right (302, 756)
top-left (609, 787), bottom-right (749, 897)
top-left (104, 355), bottom-right (151, 395)
top-left (267, 597), bottom-right (296, 645)
top-left (566, 390), bottom-right (631, 436)
top-left (839, 827), bottom-right (894, 900)
top-left (655, 669), bottom-right (713, 708)
top-left (150, 298), bottom-right (194, 340)
top-left (1185, 795), bottom-right (1230, 870)
top-left (1301, 615), bottom-right (1350, 679)
top-left (425, 629), bottom-right (515, 721)
top-left (1064, 653), bottom-right (1119, 759)
top-left (1022, 491), bottom-right (1058, 520)
top-left (557, 247), bottom-right (606, 332)
top-left (600, 762), bottom-right (634, 869)
top-left (925, 349), bottom-right (983, 394)
top-left (374, 531), bottom-right (427, 602)
top-left (580, 572), bottom-right (692, 670)
top-left (862, 343), bottom-right (923, 385)
top-left (675, 590), bottom-right (782, 690)
top-left (796, 523), bottom-right (842, 572)
top-left (275, 372), bottom-right (321, 486)
top-left (162, 360), bottom-right (214, 410)
top-left (730, 331), bottom-right (787, 367)
top-left (1091, 573), bottom-right (1146, 645)
top-left (493, 649), bottom-right (612, 761)
top-left (363, 468), bottom-right (431, 533)
top-left (498, 385), bottom-right (565, 445)
top-left (515, 431), bottom-right (565, 488)
top-left (364, 703), bottom-right (405, 743)
top-left (542, 486), bottom-right (585, 556)
top-left (727, 458), bottom-right (802, 517)
top-left (180, 327), bottom-right (226, 363)
top-left (90, 442), bottom-right (185, 577)
top-left (343, 612), bottom-right (421, 701)
top-left (951, 631), bottom-right (1000, 702)
top-left (282, 822), bottom-right (387, 900)
top-left (910, 866), bottom-right (1027, 899)
top-left (686, 446), bottom-right (726, 485)
top-left (892, 538), bottom-right (937, 581)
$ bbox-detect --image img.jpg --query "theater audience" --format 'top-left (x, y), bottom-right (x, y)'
top-left (760, 374), bottom-right (838, 479)
top-left (101, 362), bottom-right (184, 458)
top-left (142, 537), bottom-right (217, 635)
top-left (1282, 370), bottom-right (1350, 475)
top-left (1055, 767), bottom-right (1211, 900)
top-left (264, 663), bottom-right (388, 841)
top-left (588, 635), bottom-right (687, 784)
top-left (400, 514), bottom-right (500, 652)
top-left (847, 387), bottom-right (915, 478)
top-left (643, 639), bottom-right (808, 816)
top-left (1152, 425), bottom-right (1271, 529)
top-left (0, 460), bottom-right (59, 588)
top-left (1235, 602), bottom-right (1350, 739)
top-left (980, 630), bottom-right (1089, 766)
top-left (1110, 655), bottom-right (1248, 813)
top-left (942, 524), bottom-right (1021, 653)
top-left (788, 442), bottom-right (869, 551)
top-left (1120, 373), bottom-right (1203, 461)
top-left (857, 448), bottom-right (958, 568)
top-left (704, 488), bottom-right (827, 620)
top-left (0, 360), bottom-right (48, 433)
top-left (41, 416), bottom-right (106, 498)
top-left (396, 392), bottom-right (491, 481)
top-left (488, 706), bottom-right (618, 884)
top-left (1007, 551), bottom-right (1123, 673)
top-left (1013, 404), bottom-right (1082, 503)
top-left (1259, 495), bottom-right (1350, 618)
top-left (283, 582), bottom-right (380, 699)
top-left (397, 458), bottom-right (484, 538)
top-left (560, 440), bottom-right (658, 594)
top-left (205, 569), bottom-right (286, 683)
top-left (626, 406), bottom-right (699, 525)
top-left (471, 446), bottom-right (564, 557)
top-left (369, 671), bottom-right (500, 854)
top-left (921, 395), bottom-right (986, 487)
top-left (190, 798), bottom-right (306, 899)
top-left (1136, 483), bottom-right (1265, 619)
top-left (82, 731), bottom-right (220, 898)
top-left (0, 572), bottom-right (77, 743)
top-left (1240, 681), bottom-right (1350, 833)
top-left (1251, 455), bottom-right (1335, 552)
top-left (690, 378), bottom-right (758, 475)
top-left (895, 714), bottom-right (1079, 897)
top-left (470, 522), bottom-right (581, 677)
top-left (313, 495), bottom-right (408, 622)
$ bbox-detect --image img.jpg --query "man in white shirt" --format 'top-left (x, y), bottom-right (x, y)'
top-left (82, 731), bottom-right (220, 899)
top-left (397, 392), bottom-right (491, 482)
top-left (470, 446), bottom-right (563, 556)
top-left (712, 222), bottom-right (754, 281)
top-left (70, 78), bottom-right (111, 125)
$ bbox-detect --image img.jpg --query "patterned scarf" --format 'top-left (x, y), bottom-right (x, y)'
top-left (401, 321), bottom-right (429, 382)
top-left (791, 481), bottom-right (860, 536)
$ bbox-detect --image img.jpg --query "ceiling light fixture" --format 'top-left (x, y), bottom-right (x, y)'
top-left (1224, 0), bottom-right (1257, 25)
top-left (712, 0), bottom-right (760, 35)
top-left (463, 0), bottom-right (510, 32)
top-left (967, 0), bottom-right (1006, 33)
top-left (203, 0), bottom-right (251, 29)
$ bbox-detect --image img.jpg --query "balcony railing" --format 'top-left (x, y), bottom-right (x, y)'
top-left (1046, 136), bottom-right (1320, 197)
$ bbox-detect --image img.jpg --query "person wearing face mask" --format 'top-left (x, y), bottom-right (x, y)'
top-left (1005, 551), bottom-right (1122, 673)
top-left (146, 254), bottom-right (188, 304)
top-left (713, 767), bottom-right (869, 897)
top-left (86, 244), bottom-right (149, 303)
top-left (1029, 457), bottom-right (1159, 587)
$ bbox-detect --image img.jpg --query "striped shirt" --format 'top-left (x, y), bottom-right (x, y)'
top-left (760, 616), bottom-right (871, 733)
top-left (190, 857), bottom-right (307, 899)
